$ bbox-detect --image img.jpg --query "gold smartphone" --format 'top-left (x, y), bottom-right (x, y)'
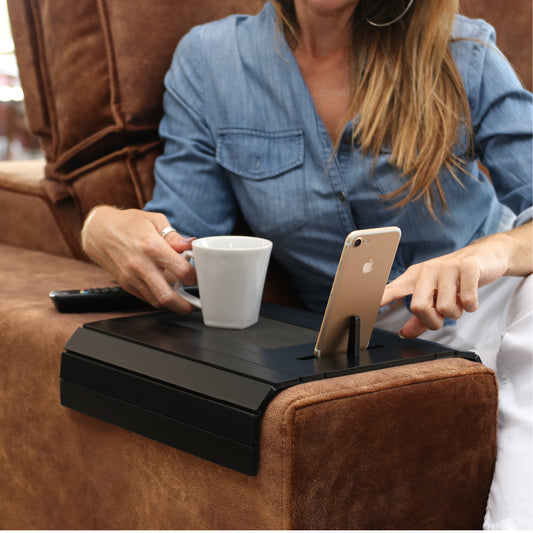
top-left (314, 227), bottom-right (401, 357)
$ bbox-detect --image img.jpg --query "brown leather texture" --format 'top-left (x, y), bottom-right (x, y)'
top-left (0, 160), bottom-right (76, 257)
top-left (6, 0), bottom-right (267, 236)
top-left (0, 244), bottom-right (497, 529)
top-left (460, 0), bottom-right (532, 91)
top-left (285, 364), bottom-right (497, 529)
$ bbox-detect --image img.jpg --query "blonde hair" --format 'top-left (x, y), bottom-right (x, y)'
top-left (273, 0), bottom-right (472, 218)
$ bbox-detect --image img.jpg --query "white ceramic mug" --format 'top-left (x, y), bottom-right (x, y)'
top-left (175, 235), bottom-right (273, 329)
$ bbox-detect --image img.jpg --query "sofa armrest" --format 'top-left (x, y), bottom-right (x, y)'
top-left (0, 159), bottom-right (83, 258)
top-left (0, 243), bottom-right (496, 529)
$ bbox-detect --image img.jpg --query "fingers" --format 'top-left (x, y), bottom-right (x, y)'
top-left (136, 233), bottom-right (197, 288)
top-left (380, 267), bottom-right (416, 306)
top-left (164, 231), bottom-right (196, 253)
top-left (143, 213), bottom-right (198, 285)
top-left (380, 270), bottom-right (435, 338)
top-left (458, 260), bottom-right (480, 312)
top-left (409, 267), bottom-right (445, 332)
top-left (431, 266), bottom-right (463, 321)
top-left (158, 237), bottom-right (198, 286)
top-left (121, 266), bottom-right (194, 314)
top-left (121, 229), bottom-right (197, 311)
top-left (381, 255), bottom-right (483, 338)
top-left (81, 207), bottom-right (197, 313)
top-left (399, 315), bottom-right (428, 339)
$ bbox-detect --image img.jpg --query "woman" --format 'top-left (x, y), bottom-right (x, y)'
top-left (82, 0), bottom-right (532, 527)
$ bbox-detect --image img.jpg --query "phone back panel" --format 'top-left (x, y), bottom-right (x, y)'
top-left (314, 227), bottom-right (401, 357)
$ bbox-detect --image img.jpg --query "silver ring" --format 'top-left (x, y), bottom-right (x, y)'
top-left (161, 226), bottom-right (177, 239)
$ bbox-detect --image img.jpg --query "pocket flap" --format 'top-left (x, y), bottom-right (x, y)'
top-left (216, 128), bottom-right (304, 180)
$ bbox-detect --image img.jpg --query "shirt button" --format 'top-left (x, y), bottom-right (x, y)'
top-left (338, 192), bottom-right (346, 202)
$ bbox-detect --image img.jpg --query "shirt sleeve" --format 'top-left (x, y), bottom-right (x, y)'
top-left (462, 20), bottom-right (533, 219)
top-left (144, 26), bottom-right (238, 237)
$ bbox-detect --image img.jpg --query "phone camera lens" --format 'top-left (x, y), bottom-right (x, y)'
top-left (353, 238), bottom-right (362, 247)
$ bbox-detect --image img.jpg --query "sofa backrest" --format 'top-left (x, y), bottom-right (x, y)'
top-left (7, 0), bottom-right (266, 216)
top-left (8, 0), bottom-right (531, 221)
top-left (460, 0), bottom-right (532, 91)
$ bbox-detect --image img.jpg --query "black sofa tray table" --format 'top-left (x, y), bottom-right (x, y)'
top-left (60, 303), bottom-right (480, 475)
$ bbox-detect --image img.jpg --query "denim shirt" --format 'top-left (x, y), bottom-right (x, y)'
top-left (145, 2), bottom-right (533, 313)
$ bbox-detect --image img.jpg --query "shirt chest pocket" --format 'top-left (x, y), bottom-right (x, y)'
top-left (216, 128), bottom-right (307, 241)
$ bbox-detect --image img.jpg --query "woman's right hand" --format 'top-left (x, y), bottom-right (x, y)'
top-left (81, 205), bottom-right (197, 313)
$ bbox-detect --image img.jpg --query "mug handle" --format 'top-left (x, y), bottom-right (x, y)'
top-left (173, 250), bottom-right (202, 309)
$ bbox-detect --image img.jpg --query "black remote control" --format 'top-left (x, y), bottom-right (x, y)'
top-left (49, 286), bottom-right (151, 313)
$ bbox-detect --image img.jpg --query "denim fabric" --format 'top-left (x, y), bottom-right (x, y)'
top-left (145, 2), bottom-right (533, 313)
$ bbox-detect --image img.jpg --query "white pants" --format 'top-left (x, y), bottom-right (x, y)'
top-left (376, 274), bottom-right (533, 530)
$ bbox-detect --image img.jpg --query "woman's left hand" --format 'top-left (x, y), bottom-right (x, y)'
top-left (380, 221), bottom-right (532, 338)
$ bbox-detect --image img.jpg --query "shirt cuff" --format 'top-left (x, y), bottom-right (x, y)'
top-left (513, 206), bottom-right (533, 228)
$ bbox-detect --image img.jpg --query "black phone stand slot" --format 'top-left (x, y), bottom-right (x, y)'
top-left (346, 315), bottom-right (360, 362)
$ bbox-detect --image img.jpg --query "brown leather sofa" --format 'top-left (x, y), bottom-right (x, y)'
top-left (0, 0), bottom-right (530, 529)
